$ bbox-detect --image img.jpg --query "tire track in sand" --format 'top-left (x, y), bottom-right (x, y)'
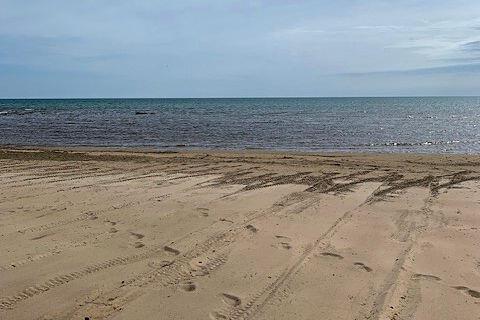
top-left (210, 184), bottom-right (380, 320)
top-left (65, 191), bottom-right (323, 320)
top-left (1, 187), bottom-right (303, 312)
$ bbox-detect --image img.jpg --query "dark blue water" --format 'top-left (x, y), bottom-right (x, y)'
top-left (1, 97), bottom-right (480, 153)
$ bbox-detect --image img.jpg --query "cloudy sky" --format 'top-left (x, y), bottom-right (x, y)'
top-left (1, 0), bottom-right (480, 98)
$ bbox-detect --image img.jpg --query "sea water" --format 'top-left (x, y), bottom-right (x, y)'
top-left (1, 97), bottom-right (479, 153)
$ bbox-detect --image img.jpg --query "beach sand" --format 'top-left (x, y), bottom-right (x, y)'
top-left (0, 148), bottom-right (479, 319)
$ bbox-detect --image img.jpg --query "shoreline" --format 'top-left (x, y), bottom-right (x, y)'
top-left (2, 145), bottom-right (480, 159)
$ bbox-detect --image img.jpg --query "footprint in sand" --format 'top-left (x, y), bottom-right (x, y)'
top-left (221, 293), bottom-right (241, 307)
top-left (164, 245), bottom-right (180, 255)
top-left (209, 311), bottom-right (228, 320)
top-left (453, 286), bottom-right (480, 298)
top-left (105, 221), bottom-right (117, 226)
top-left (148, 259), bottom-right (174, 269)
top-left (179, 281), bottom-right (196, 292)
top-left (279, 242), bottom-right (292, 249)
top-left (353, 262), bottom-right (372, 272)
top-left (197, 207), bottom-right (210, 217)
top-left (133, 242), bottom-right (144, 248)
top-left (129, 232), bottom-right (144, 240)
top-left (87, 213), bottom-right (98, 220)
top-left (108, 227), bottom-right (118, 233)
top-left (245, 224), bottom-right (258, 233)
top-left (155, 194), bottom-right (171, 201)
top-left (273, 236), bottom-right (292, 250)
top-left (466, 289), bottom-right (480, 298)
top-left (30, 233), bottom-right (55, 241)
top-left (412, 273), bottom-right (441, 281)
top-left (320, 252), bottom-right (344, 259)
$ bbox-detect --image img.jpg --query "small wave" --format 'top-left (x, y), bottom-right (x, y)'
top-left (361, 140), bottom-right (462, 147)
top-left (135, 111), bottom-right (155, 115)
top-left (0, 109), bottom-right (36, 116)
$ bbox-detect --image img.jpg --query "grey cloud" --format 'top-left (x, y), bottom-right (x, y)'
top-left (340, 63), bottom-right (480, 77)
top-left (462, 40), bottom-right (480, 52)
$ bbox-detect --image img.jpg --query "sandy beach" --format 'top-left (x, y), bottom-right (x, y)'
top-left (0, 148), bottom-right (479, 320)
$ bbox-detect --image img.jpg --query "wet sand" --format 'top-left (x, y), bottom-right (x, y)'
top-left (0, 148), bottom-right (479, 319)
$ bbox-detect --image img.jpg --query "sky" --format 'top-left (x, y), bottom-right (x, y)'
top-left (1, 0), bottom-right (480, 98)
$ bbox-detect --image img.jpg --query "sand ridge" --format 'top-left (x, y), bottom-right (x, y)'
top-left (0, 148), bottom-right (479, 319)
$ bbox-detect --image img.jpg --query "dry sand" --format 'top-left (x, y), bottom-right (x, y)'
top-left (0, 148), bottom-right (479, 320)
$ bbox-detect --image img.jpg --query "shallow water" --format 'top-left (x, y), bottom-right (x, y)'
top-left (1, 97), bottom-right (480, 153)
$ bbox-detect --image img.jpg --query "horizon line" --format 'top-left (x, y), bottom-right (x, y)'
top-left (1, 95), bottom-right (480, 100)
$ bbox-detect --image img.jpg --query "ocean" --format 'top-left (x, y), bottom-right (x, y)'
top-left (1, 97), bottom-right (479, 153)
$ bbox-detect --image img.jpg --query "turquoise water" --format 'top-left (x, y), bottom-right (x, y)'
top-left (1, 97), bottom-right (480, 153)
